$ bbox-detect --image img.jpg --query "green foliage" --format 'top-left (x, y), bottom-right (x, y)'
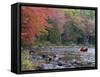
top-left (62, 22), bottom-right (84, 45)
top-left (80, 10), bottom-right (95, 20)
top-left (64, 9), bottom-right (81, 17)
top-left (21, 50), bottom-right (33, 70)
top-left (22, 59), bottom-right (34, 70)
top-left (48, 26), bottom-right (61, 45)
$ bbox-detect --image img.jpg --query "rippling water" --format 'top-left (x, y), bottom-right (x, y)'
top-left (44, 47), bottom-right (95, 66)
top-left (31, 47), bottom-right (95, 69)
top-left (45, 47), bottom-right (95, 53)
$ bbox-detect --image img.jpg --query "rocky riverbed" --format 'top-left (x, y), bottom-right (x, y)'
top-left (29, 47), bottom-right (95, 70)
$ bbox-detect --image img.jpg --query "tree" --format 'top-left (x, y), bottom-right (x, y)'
top-left (62, 9), bottom-right (95, 45)
top-left (48, 26), bottom-right (61, 45)
top-left (21, 6), bottom-right (53, 45)
top-left (62, 22), bottom-right (84, 45)
top-left (21, 6), bottom-right (66, 45)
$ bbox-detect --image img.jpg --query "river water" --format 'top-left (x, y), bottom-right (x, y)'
top-left (32, 47), bottom-right (95, 69)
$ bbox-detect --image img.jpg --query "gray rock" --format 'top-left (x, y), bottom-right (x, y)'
top-left (40, 64), bottom-right (54, 69)
top-left (55, 65), bottom-right (65, 69)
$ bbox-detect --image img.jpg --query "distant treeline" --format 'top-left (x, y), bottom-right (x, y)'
top-left (21, 6), bottom-right (95, 47)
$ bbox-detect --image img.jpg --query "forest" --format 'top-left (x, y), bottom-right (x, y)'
top-left (21, 6), bottom-right (95, 70)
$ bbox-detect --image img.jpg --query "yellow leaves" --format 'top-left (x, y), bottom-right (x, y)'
top-left (64, 9), bottom-right (81, 16)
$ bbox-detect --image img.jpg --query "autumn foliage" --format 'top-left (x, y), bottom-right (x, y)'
top-left (21, 6), bottom-right (95, 45)
top-left (21, 6), bottom-right (66, 44)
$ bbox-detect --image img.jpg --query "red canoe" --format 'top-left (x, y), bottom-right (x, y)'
top-left (80, 47), bottom-right (88, 52)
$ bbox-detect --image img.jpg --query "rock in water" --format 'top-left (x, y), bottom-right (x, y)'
top-left (40, 64), bottom-right (54, 69)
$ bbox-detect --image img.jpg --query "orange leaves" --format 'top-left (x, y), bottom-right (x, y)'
top-left (21, 6), bottom-right (95, 45)
top-left (21, 6), bottom-right (67, 45)
top-left (21, 6), bottom-right (55, 44)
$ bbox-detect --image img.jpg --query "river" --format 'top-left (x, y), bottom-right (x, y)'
top-left (32, 47), bottom-right (95, 69)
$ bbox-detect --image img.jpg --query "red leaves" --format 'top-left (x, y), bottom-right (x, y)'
top-left (21, 7), bottom-right (52, 44)
top-left (21, 6), bottom-right (66, 45)
top-left (21, 6), bottom-right (95, 45)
